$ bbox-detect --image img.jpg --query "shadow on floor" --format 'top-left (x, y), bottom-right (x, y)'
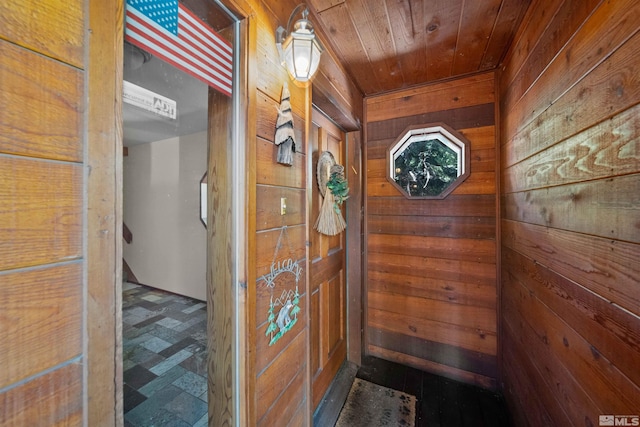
top-left (356, 355), bottom-right (511, 427)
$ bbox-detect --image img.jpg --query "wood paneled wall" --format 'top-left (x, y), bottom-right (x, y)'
top-left (219, 0), bottom-right (361, 424)
top-left (499, 0), bottom-right (640, 424)
top-left (364, 72), bottom-right (499, 389)
top-left (1, 0), bottom-right (122, 424)
top-left (248, 5), bottom-right (310, 426)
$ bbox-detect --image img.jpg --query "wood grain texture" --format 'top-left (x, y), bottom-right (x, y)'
top-left (255, 330), bottom-right (306, 421)
top-left (502, 219), bottom-right (640, 322)
top-left (208, 86), bottom-right (235, 426)
top-left (0, 0), bottom-right (83, 67)
top-left (501, 327), bottom-right (568, 427)
top-left (0, 0), bottom-right (120, 424)
top-left (451, 0), bottom-right (503, 75)
top-left (256, 137), bottom-right (306, 188)
top-left (502, 0), bottom-right (637, 143)
top-left (0, 362), bottom-right (83, 426)
top-left (86, 0), bottom-right (124, 424)
top-left (503, 273), bottom-right (640, 418)
top-left (368, 328), bottom-right (497, 378)
top-left (368, 344), bottom-right (497, 391)
top-left (368, 291), bottom-right (496, 333)
top-left (240, 13), bottom-right (258, 427)
top-left (345, 131), bottom-right (362, 364)
top-left (499, 1), bottom-right (640, 424)
top-left (501, 0), bottom-right (598, 113)
top-left (314, 2), bottom-right (382, 93)
top-left (367, 170), bottom-right (496, 197)
top-left (255, 226), bottom-right (306, 277)
top-left (503, 246), bottom-right (640, 387)
top-left (0, 41), bottom-right (83, 162)
top-left (256, 367), bottom-right (306, 427)
top-left (0, 263), bottom-right (82, 389)
top-left (254, 292), bottom-right (307, 374)
top-left (368, 234), bottom-right (496, 263)
top-left (367, 104), bottom-right (496, 142)
top-left (422, 0), bottom-right (463, 82)
top-left (503, 174), bottom-right (640, 243)
top-left (308, 0), bottom-right (529, 95)
top-left (368, 216), bottom-right (496, 240)
top-left (499, 0), bottom-right (564, 90)
top-left (503, 103), bottom-right (640, 194)
top-left (255, 89), bottom-right (305, 153)
top-left (256, 185), bottom-right (306, 230)
top-left (366, 194), bottom-right (496, 217)
top-left (480, 0), bottom-right (530, 69)
top-left (312, 17), bottom-right (364, 131)
top-left (0, 156), bottom-right (83, 271)
top-left (504, 28), bottom-right (640, 163)
top-left (368, 307), bottom-right (496, 357)
top-left (366, 73), bottom-right (496, 123)
top-left (364, 74), bottom-right (498, 388)
top-left (308, 108), bottom-right (347, 416)
top-left (367, 270), bottom-right (497, 310)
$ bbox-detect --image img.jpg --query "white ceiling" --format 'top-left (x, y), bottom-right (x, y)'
top-left (122, 44), bottom-right (208, 147)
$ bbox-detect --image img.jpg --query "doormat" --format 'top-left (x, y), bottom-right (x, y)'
top-left (335, 378), bottom-right (416, 427)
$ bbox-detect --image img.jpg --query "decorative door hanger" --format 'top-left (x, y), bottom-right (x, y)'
top-left (259, 226), bottom-right (302, 346)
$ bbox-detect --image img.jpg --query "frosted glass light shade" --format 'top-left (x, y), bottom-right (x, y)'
top-left (280, 17), bottom-right (323, 82)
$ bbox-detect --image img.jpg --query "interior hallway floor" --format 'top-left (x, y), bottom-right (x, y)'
top-left (122, 282), bottom-right (208, 427)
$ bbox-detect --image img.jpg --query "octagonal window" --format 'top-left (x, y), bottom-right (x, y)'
top-left (387, 123), bottom-right (470, 199)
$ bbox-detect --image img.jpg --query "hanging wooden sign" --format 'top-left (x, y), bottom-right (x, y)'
top-left (258, 226), bottom-right (303, 346)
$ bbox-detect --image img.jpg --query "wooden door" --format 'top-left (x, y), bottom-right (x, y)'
top-left (309, 108), bottom-right (347, 410)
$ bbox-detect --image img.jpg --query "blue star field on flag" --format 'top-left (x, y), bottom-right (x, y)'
top-left (128, 0), bottom-right (178, 35)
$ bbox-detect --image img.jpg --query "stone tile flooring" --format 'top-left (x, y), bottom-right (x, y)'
top-left (123, 282), bottom-right (208, 427)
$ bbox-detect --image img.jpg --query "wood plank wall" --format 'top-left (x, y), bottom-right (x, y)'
top-left (364, 72), bottom-right (499, 389)
top-left (499, 0), bottom-right (640, 424)
top-left (247, 4), bottom-right (310, 424)
top-left (222, 0), bottom-right (360, 424)
top-left (1, 0), bottom-right (122, 424)
top-left (0, 1), bottom-right (85, 424)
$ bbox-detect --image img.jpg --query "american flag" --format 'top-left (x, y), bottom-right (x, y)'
top-left (125, 0), bottom-right (233, 96)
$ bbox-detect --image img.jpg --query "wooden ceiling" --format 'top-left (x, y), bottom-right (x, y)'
top-left (307, 0), bottom-right (532, 96)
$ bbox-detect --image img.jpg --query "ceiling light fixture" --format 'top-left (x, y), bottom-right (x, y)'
top-left (276, 4), bottom-right (324, 83)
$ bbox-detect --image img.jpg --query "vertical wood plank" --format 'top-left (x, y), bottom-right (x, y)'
top-left (86, 0), bottom-right (124, 424)
top-left (241, 13), bottom-right (257, 427)
top-left (208, 81), bottom-right (235, 426)
top-left (346, 130), bottom-right (362, 364)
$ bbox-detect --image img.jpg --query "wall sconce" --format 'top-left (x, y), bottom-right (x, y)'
top-left (276, 4), bottom-right (324, 83)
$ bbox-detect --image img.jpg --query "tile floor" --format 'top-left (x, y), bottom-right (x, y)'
top-left (123, 282), bottom-right (208, 427)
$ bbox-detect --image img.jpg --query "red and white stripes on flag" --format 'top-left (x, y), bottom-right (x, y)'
top-left (125, 1), bottom-right (233, 96)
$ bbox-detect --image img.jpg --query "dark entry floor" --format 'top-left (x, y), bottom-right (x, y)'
top-left (355, 355), bottom-right (511, 427)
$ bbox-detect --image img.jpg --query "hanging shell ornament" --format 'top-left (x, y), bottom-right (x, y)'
top-left (274, 82), bottom-right (296, 166)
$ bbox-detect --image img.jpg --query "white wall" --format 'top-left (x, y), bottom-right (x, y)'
top-left (123, 131), bottom-right (207, 301)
